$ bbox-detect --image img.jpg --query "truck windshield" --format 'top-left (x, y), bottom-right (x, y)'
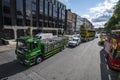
top-left (17, 39), bottom-right (28, 50)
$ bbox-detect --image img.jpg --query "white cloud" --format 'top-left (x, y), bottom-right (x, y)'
top-left (90, 0), bottom-right (117, 13)
top-left (82, 15), bottom-right (91, 20)
top-left (83, 0), bottom-right (118, 28)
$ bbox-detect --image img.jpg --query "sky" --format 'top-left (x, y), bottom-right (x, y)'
top-left (60, 0), bottom-right (119, 28)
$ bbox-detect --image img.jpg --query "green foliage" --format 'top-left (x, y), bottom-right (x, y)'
top-left (95, 28), bottom-right (105, 33)
top-left (105, 0), bottom-right (120, 31)
top-left (26, 27), bottom-right (33, 37)
top-left (80, 23), bottom-right (86, 31)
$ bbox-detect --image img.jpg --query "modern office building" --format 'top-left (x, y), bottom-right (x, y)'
top-left (75, 15), bottom-right (83, 33)
top-left (0, 0), bottom-right (66, 39)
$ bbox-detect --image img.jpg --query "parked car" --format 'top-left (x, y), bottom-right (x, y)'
top-left (95, 34), bottom-right (98, 38)
top-left (100, 33), bottom-right (106, 45)
top-left (68, 36), bottom-right (80, 47)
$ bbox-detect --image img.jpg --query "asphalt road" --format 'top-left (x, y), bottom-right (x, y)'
top-left (0, 38), bottom-right (119, 80)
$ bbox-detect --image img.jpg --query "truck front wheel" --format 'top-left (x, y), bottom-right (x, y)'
top-left (36, 56), bottom-right (42, 64)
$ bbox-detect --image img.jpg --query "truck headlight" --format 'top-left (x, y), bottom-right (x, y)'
top-left (25, 60), bottom-right (30, 63)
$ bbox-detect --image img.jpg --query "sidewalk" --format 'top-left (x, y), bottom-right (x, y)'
top-left (0, 40), bottom-right (16, 53)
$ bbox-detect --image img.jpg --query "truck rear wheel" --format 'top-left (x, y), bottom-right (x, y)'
top-left (36, 56), bottom-right (42, 64)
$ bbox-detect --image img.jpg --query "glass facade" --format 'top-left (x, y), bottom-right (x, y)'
top-left (1, 0), bottom-right (66, 28)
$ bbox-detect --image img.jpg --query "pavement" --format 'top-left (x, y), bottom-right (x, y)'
top-left (0, 40), bottom-right (16, 53)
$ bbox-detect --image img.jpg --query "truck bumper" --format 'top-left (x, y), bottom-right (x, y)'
top-left (17, 57), bottom-right (35, 66)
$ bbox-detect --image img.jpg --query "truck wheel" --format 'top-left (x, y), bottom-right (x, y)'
top-left (36, 56), bottom-right (42, 64)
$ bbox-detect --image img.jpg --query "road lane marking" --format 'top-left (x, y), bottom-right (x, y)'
top-left (106, 64), bottom-right (109, 70)
top-left (108, 74), bottom-right (111, 80)
top-left (104, 54), bottom-right (105, 57)
top-left (105, 58), bottom-right (107, 62)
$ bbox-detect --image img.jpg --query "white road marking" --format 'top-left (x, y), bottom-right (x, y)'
top-left (106, 64), bottom-right (109, 70)
top-left (104, 54), bottom-right (105, 57)
top-left (105, 58), bottom-right (107, 62)
top-left (108, 74), bottom-right (111, 80)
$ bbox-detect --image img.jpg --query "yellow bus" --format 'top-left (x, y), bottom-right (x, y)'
top-left (80, 30), bottom-right (95, 42)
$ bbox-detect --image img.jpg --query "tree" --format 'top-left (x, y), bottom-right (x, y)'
top-left (80, 23), bottom-right (86, 31)
top-left (104, 0), bottom-right (120, 31)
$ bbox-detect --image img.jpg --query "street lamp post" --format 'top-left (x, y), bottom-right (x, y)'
top-left (28, 0), bottom-right (33, 37)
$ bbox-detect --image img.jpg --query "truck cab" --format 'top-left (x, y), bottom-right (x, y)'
top-left (15, 37), bottom-right (42, 66)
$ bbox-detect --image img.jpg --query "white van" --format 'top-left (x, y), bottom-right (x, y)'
top-left (68, 36), bottom-right (81, 47)
top-left (35, 33), bottom-right (53, 40)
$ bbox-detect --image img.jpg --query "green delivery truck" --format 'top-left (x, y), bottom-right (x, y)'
top-left (15, 36), bottom-right (67, 66)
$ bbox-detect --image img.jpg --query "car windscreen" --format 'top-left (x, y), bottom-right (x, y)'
top-left (73, 39), bottom-right (78, 41)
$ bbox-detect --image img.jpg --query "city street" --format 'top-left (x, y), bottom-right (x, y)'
top-left (0, 38), bottom-right (119, 80)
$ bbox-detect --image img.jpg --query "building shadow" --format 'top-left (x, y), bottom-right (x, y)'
top-left (100, 49), bottom-right (119, 80)
top-left (0, 60), bottom-right (29, 79)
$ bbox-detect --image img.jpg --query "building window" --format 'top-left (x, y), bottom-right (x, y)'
top-left (26, 20), bottom-right (30, 26)
top-left (49, 3), bottom-right (52, 17)
top-left (53, 5), bottom-right (56, 17)
top-left (32, 0), bottom-right (36, 27)
top-left (52, 0), bottom-right (54, 4)
top-left (2, 0), bottom-right (11, 13)
top-left (45, 1), bottom-right (48, 15)
top-left (2, 0), bottom-right (11, 25)
top-left (17, 19), bottom-right (23, 26)
top-left (16, 0), bottom-right (23, 26)
top-left (55, 2), bottom-right (58, 17)
top-left (26, 0), bottom-right (31, 17)
top-left (32, 0), bottom-right (36, 16)
top-left (62, 7), bottom-right (65, 21)
top-left (39, 0), bottom-right (43, 14)
top-left (3, 17), bottom-right (11, 25)
top-left (59, 8), bottom-right (62, 20)
top-left (16, 0), bottom-right (23, 16)
top-left (26, 0), bottom-right (31, 26)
